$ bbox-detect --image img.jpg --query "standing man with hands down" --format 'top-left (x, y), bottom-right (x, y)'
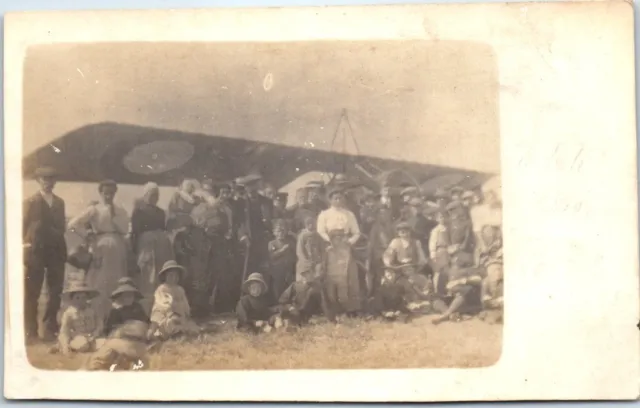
top-left (23, 167), bottom-right (67, 342)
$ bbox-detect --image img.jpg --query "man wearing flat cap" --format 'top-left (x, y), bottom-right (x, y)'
top-left (235, 174), bottom-right (273, 277)
top-left (23, 167), bottom-right (67, 341)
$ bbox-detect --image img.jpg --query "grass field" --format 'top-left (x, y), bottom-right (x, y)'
top-left (26, 314), bottom-right (502, 371)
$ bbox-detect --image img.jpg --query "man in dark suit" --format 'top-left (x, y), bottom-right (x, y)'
top-left (236, 174), bottom-right (273, 280)
top-left (23, 167), bottom-right (67, 341)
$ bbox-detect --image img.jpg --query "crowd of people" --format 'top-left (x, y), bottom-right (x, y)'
top-left (23, 165), bottom-right (503, 370)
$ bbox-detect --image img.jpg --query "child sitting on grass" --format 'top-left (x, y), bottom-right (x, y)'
top-left (104, 278), bottom-right (149, 337)
top-left (84, 320), bottom-right (150, 371)
top-left (236, 273), bottom-right (281, 333)
top-left (148, 260), bottom-right (200, 340)
top-left (56, 282), bottom-right (104, 355)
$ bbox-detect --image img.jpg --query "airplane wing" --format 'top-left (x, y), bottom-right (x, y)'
top-left (23, 122), bottom-right (494, 193)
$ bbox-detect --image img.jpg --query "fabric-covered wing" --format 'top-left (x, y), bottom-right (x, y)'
top-left (23, 122), bottom-right (492, 191)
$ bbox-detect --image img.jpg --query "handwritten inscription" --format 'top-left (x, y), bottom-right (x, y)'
top-left (516, 141), bottom-right (587, 174)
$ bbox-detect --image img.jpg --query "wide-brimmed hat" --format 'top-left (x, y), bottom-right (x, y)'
top-left (34, 166), bottom-right (57, 178)
top-left (242, 272), bottom-right (267, 294)
top-left (235, 174), bottom-right (262, 186)
top-left (157, 260), bottom-right (186, 281)
top-left (110, 282), bottom-right (142, 300)
top-left (114, 320), bottom-right (149, 340)
top-left (395, 221), bottom-right (413, 231)
top-left (63, 282), bottom-right (99, 298)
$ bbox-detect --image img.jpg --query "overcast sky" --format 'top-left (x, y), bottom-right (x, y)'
top-left (24, 40), bottom-right (501, 174)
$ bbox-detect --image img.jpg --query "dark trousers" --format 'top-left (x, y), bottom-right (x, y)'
top-left (24, 251), bottom-right (65, 338)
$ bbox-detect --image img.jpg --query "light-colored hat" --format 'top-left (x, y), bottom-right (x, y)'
top-left (63, 282), bottom-right (99, 298)
top-left (242, 272), bottom-right (267, 294)
top-left (157, 260), bottom-right (186, 281)
top-left (235, 174), bottom-right (262, 186)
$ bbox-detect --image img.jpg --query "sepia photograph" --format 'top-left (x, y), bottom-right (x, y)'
top-left (4, 3), bottom-right (638, 402)
top-left (21, 40), bottom-right (503, 371)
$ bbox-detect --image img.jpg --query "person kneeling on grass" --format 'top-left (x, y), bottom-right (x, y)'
top-left (55, 282), bottom-right (105, 355)
top-left (148, 260), bottom-right (200, 340)
top-left (277, 268), bottom-right (326, 326)
top-left (431, 255), bottom-right (484, 325)
top-left (236, 273), bottom-right (282, 333)
top-left (84, 320), bottom-right (150, 371)
top-left (104, 277), bottom-right (149, 337)
top-left (378, 221), bottom-right (432, 319)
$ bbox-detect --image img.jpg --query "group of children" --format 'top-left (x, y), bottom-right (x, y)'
top-left (53, 259), bottom-right (200, 369)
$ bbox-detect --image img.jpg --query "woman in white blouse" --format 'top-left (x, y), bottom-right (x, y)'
top-left (68, 180), bottom-right (130, 320)
top-left (316, 187), bottom-right (361, 246)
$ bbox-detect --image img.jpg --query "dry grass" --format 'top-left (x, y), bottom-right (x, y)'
top-left (26, 315), bottom-right (502, 371)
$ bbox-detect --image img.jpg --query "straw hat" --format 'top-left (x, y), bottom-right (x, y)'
top-left (157, 260), bottom-right (186, 282)
top-left (242, 273), bottom-right (267, 294)
top-left (63, 282), bottom-right (99, 298)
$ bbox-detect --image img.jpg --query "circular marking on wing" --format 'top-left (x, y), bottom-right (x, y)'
top-left (123, 141), bottom-right (195, 175)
